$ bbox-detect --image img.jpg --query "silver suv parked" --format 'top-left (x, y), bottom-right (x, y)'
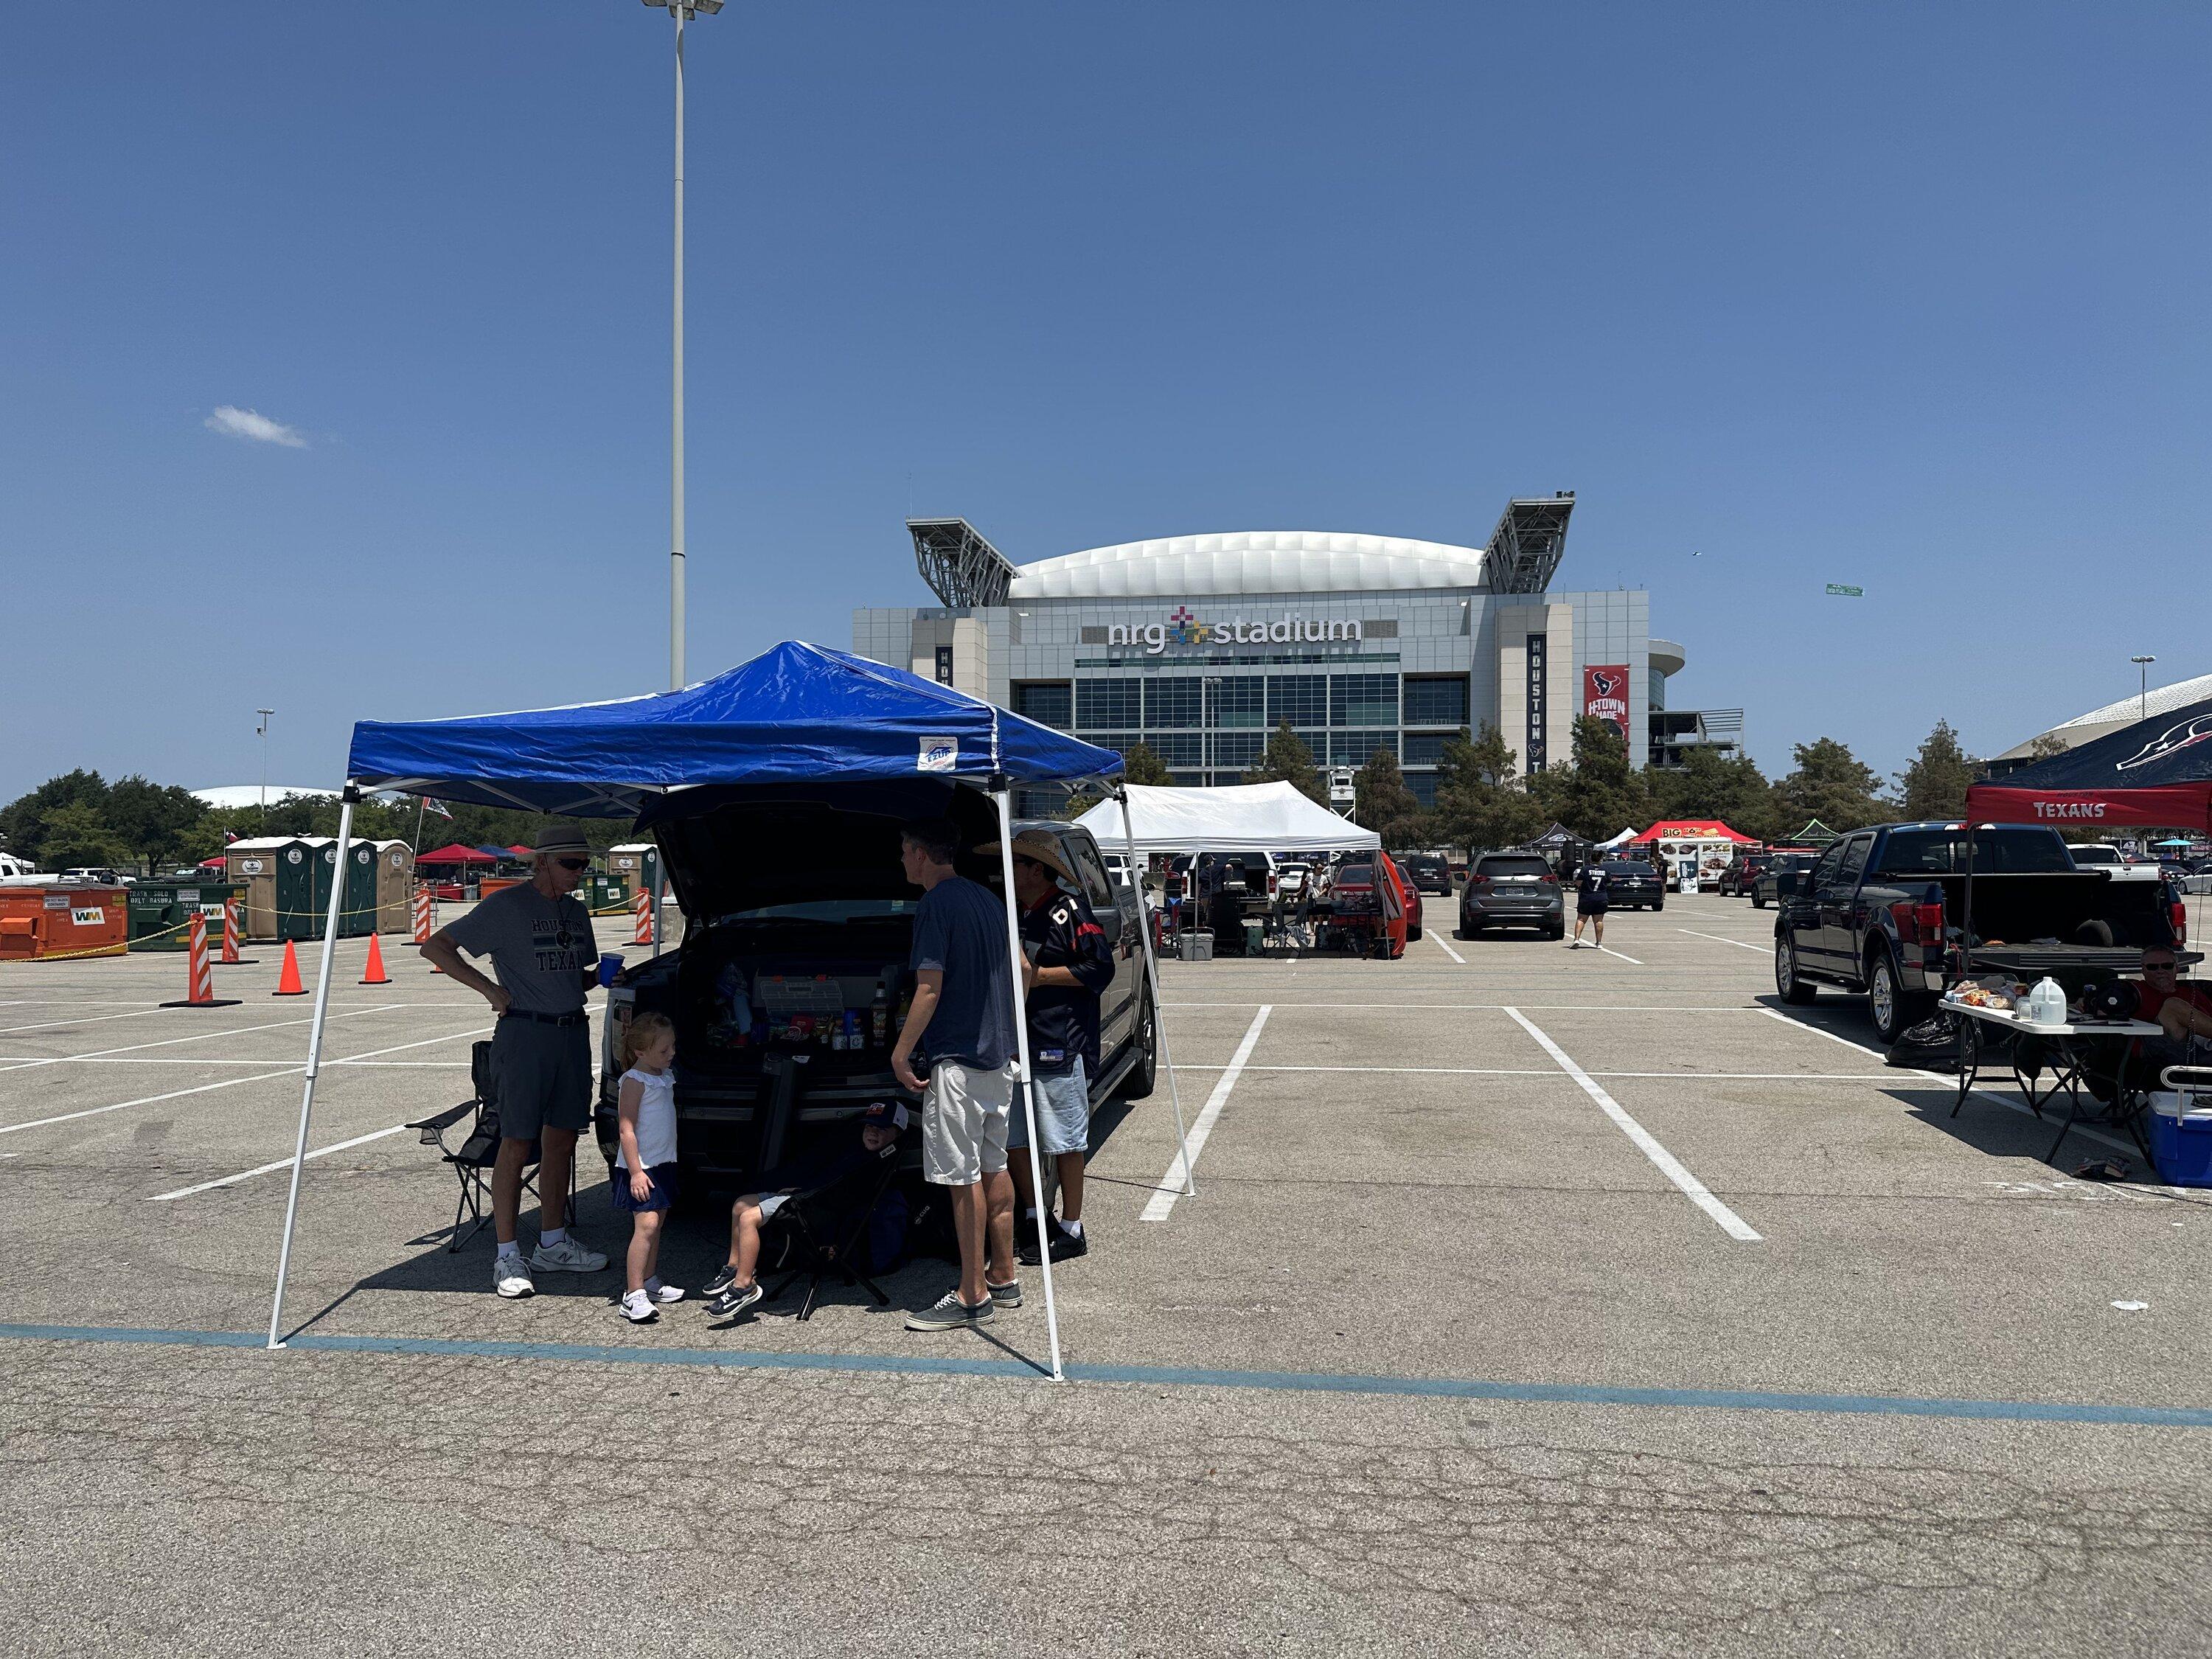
top-left (1456, 851), bottom-right (1565, 939)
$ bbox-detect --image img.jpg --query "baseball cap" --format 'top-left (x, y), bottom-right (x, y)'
top-left (862, 1100), bottom-right (910, 1133)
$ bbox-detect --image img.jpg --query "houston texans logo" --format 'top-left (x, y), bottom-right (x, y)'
top-left (1589, 669), bottom-right (1621, 698)
top-left (2118, 712), bottom-right (2212, 771)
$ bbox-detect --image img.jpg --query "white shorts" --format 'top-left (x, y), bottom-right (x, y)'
top-left (922, 1059), bottom-right (1014, 1186)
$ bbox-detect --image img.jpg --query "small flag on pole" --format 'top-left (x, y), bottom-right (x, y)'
top-left (421, 796), bottom-right (453, 820)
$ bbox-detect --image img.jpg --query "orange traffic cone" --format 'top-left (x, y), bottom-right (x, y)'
top-left (161, 911), bottom-right (241, 1009)
top-left (360, 931), bottom-right (391, 987)
top-left (274, 939), bottom-right (307, 997)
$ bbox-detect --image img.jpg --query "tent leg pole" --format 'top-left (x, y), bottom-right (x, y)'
top-left (1119, 794), bottom-right (1195, 1197)
top-left (994, 788), bottom-right (1064, 1382)
top-left (266, 795), bottom-right (356, 1350)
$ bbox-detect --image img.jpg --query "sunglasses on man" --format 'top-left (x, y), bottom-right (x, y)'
top-left (554, 857), bottom-right (589, 872)
top-left (2145, 961), bottom-right (2179, 975)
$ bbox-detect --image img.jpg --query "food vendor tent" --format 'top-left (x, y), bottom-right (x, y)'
top-left (1630, 821), bottom-right (1759, 846)
top-left (1968, 690), bottom-right (2212, 835)
top-left (1074, 780), bottom-right (1377, 855)
top-left (265, 641), bottom-right (1194, 1381)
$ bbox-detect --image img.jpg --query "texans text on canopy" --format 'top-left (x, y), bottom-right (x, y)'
top-left (265, 641), bottom-right (1192, 1386)
top-left (346, 641), bottom-right (1121, 815)
top-left (1969, 689), bottom-right (2212, 835)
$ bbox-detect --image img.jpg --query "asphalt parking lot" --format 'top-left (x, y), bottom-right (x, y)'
top-left (7, 891), bottom-right (2212, 1656)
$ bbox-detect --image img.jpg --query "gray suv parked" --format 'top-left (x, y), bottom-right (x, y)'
top-left (1456, 850), bottom-right (1565, 939)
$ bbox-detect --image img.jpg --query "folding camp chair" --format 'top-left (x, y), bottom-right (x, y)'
top-left (762, 1150), bottom-right (905, 1321)
top-left (406, 1040), bottom-right (543, 1252)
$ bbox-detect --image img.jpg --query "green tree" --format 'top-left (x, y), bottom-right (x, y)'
top-left (1532, 717), bottom-right (1651, 841)
top-left (1353, 748), bottom-right (1420, 846)
top-left (35, 801), bottom-right (135, 870)
top-left (1433, 726), bottom-right (1543, 852)
top-left (2025, 731), bottom-right (2070, 761)
top-left (0, 770), bottom-right (111, 868)
top-left (1774, 737), bottom-right (1883, 832)
top-left (1119, 742), bottom-right (1175, 788)
top-left (1896, 720), bottom-right (1978, 821)
top-left (1243, 720), bottom-right (1326, 804)
top-left (1649, 747), bottom-right (1777, 841)
top-left (106, 776), bottom-right (210, 874)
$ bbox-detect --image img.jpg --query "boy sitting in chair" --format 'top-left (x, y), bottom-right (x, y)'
top-left (704, 1100), bottom-right (908, 1317)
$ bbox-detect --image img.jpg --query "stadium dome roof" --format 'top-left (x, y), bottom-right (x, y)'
top-left (1996, 669), bottom-right (2212, 760)
top-left (1008, 531), bottom-right (1490, 600)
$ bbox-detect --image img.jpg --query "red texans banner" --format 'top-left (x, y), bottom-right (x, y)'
top-left (1583, 664), bottom-right (1631, 743)
top-left (1965, 782), bottom-right (2212, 832)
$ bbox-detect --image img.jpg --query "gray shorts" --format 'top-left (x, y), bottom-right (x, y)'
top-left (1008, 1060), bottom-right (1090, 1156)
top-left (922, 1059), bottom-right (1013, 1186)
top-left (490, 1017), bottom-right (591, 1140)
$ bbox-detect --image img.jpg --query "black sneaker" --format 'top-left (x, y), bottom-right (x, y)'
top-left (1048, 1227), bottom-right (1088, 1262)
top-left (1015, 1217), bottom-right (1059, 1267)
top-left (709, 1281), bottom-right (764, 1319)
top-left (702, 1263), bottom-right (742, 1301)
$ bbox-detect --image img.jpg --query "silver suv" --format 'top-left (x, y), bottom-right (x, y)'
top-left (1456, 851), bottom-right (1565, 939)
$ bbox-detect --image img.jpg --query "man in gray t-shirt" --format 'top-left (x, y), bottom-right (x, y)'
top-left (424, 824), bottom-right (609, 1299)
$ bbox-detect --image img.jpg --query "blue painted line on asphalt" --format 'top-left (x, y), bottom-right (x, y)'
top-left (4, 1320), bottom-right (2211, 1428)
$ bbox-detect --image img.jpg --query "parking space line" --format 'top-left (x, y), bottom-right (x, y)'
top-left (1676, 928), bottom-right (1769, 955)
top-left (1504, 1007), bottom-right (1762, 1242)
top-left (0, 1006), bottom-right (208, 1037)
top-left (148, 1124), bottom-right (411, 1201)
top-left (0, 1023), bottom-right (492, 1138)
top-left (1429, 932), bottom-right (1466, 964)
top-left (1141, 1005), bottom-right (1272, 1222)
top-left (1593, 945), bottom-right (1643, 965)
top-left (1163, 1001), bottom-right (1773, 1012)
top-left (1753, 1006), bottom-right (2138, 1156)
top-left (1171, 1062), bottom-right (1899, 1081)
top-left (0, 1005), bottom-right (403, 1076)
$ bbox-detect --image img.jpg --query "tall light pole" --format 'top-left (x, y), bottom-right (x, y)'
top-left (644, 0), bottom-right (722, 690)
top-left (2131, 655), bottom-right (2156, 724)
top-left (256, 709), bottom-right (274, 828)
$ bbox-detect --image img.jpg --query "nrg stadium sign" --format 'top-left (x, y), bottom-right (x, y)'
top-left (1106, 605), bottom-right (1364, 656)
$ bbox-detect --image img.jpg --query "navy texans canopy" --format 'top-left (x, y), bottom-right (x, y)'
top-left (1967, 690), bottom-right (2212, 834)
top-left (345, 640), bottom-right (1123, 817)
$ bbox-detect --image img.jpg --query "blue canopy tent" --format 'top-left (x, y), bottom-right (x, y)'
top-left (266, 643), bottom-right (1197, 1378)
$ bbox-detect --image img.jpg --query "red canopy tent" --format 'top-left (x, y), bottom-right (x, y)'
top-left (1630, 820), bottom-right (1759, 845)
top-left (506, 844), bottom-right (533, 858)
top-left (417, 842), bottom-right (497, 866)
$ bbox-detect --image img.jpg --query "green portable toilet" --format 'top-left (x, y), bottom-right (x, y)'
top-left (225, 836), bottom-right (322, 942)
top-left (338, 841), bottom-right (380, 938)
top-left (279, 838), bottom-right (340, 943)
top-left (609, 843), bottom-right (660, 902)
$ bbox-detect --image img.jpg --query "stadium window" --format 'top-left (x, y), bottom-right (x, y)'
top-left (1075, 678), bottom-right (1141, 730)
top-left (1402, 675), bottom-right (1470, 728)
top-left (1331, 731), bottom-right (1396, 767)
top-left (1208, 677), bottom-right (1266, 728)
top-left (1144, 678), bottom-right (1205, 730)
top-left (1330, 673), bottom-right (1397, 728)
top-left (1266, 674), bottom-right (1327, 728)
top-left (1402, 731), bottom-right (1453, 766)
top-left (1011, 681), bottom-right (1073, 731)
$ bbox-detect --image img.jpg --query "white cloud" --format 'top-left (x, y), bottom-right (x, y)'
top-left (204, 406), bottom-right (308, 448)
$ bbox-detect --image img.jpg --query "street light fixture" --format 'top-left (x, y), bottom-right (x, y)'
top-left (641, 0), bottom-right (723, 689)
top-left (255, 709), bottom-right (275, 827)
top-left (2132, 655), bottom-right (2156, 723)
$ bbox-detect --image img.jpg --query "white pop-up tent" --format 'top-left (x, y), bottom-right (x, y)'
top-left (1076, 780), bottom-right (1378, 855)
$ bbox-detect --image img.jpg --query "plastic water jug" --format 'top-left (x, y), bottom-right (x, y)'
top-left (2028, 978), bottom-right (2067, 1026)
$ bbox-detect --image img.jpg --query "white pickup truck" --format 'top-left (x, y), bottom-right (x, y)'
top-left (2067, 843), bottom-right (2161, 880)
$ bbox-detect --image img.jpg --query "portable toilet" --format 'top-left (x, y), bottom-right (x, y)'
top-left (339, 841), bottom-right (381, 938)
top-left (609, 843), bottom-right (660, 900)
top-left (367, 841), bottom-right (414, 933)
top-left (225, 836), bottom-right (313, 941)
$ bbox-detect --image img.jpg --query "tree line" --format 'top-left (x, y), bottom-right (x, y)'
top-left (0, 771), bottom-right (616, 876)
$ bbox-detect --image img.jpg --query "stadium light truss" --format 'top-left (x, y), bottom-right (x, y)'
top-left (909, 517), bottom-right (1018, 608)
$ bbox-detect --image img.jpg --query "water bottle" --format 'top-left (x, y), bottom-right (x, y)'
top-left (2029, 977), bottom-right (2067, 1026)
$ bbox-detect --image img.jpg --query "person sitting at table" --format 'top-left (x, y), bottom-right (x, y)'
top-left (2134, 948), bottom-right (2212, 1069)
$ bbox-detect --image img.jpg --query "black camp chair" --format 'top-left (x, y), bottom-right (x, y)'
top-left (406, 1040), bottom-right (544, 1252)
top-left (761, 1148), bottom-right (908, 1321)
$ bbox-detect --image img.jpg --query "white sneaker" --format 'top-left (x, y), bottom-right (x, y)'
top-left (493, 1253), bottom-right (535, 1298)
top-left (619, 1289), bottom-right (658, 1324)
top-left (646, 1278), bottom-right (685, 1304)
top-left (530, 1235), bottom-right (608, 1274)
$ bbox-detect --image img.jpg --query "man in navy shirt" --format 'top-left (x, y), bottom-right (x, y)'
top-left (890, 816), bottom-right (1020, 1330)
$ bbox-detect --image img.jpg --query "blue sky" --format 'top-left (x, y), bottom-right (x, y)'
top-left (3, 2), bottom-right (2206, 801)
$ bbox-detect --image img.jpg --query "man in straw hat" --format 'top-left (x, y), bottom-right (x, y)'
top-left (984, 827), bottom-right (1113, 1264)
top-left (424, 820), bottom-right (610, 1298)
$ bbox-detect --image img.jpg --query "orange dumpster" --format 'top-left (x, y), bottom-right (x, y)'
top-left (0, 886), bottom-right (131, 961)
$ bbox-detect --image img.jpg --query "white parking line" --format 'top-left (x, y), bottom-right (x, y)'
top-left (1141, 1005), bottom-right (1272, 1222)
top-left (1430, 932), bottom-right (1467, 964)
top-left (1753, 1006), bottom-right (2137, 1156)
top-left (0, 1055), bottom-right (473, 1068)
top-left (1162, 1001), bottom-right (1773, 1012)
top-left (0, 1006), bottom-right (208, 1037)
top-left (148, 1124), bottom-right (411, 1202)
top-left (0, 1005), bottom-right (406, 1075)
top-left (0, 1023), bottom-right (491, 1137)
top-left (1505, 1006), bottom-right (1762, 1242)
top-left (1594, 945), bottom-right (1643, 966)
top-left (1677, 928), bottom-right (1769, 955)
top-left (1170, 1062), bottom-right (1899, 1081)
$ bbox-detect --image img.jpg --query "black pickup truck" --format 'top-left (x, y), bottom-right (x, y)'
top-left (595, 782), bottom-right (1157, 1186)
top-left (1772, 821), bottom-right (2187, 1043)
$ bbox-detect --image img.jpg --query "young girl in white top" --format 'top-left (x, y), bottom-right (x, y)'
top-left (614, 1012), bottom-right (683, 1323)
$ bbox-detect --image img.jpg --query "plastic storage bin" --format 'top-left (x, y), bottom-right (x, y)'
top-left (2147, 1094), bottom-right (2212, 1188)
top-left (1178, 931), bottom-right (1214, 962)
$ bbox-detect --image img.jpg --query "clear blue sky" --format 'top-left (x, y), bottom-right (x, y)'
top-left (4, 2), bottom-right (2205, 801)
